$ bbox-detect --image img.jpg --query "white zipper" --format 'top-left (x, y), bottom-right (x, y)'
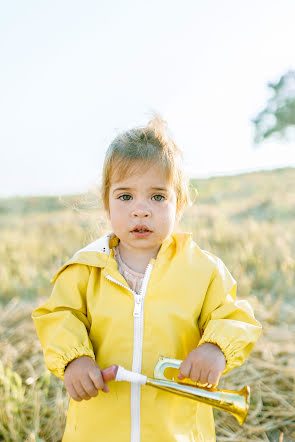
top-left (105, 263), bottom-right (153, 442)
top-left (130, 263), bottom-right (153, 442)
top-left (105, 274), bottom-right (137, 297)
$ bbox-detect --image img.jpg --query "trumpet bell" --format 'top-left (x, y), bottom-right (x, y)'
top-left (151, 356), bottom-right (250, 425)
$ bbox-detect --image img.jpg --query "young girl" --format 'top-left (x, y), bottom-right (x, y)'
top-left (32, 116), bottom-right (261, 442)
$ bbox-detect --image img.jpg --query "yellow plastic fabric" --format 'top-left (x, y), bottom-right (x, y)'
top-left (32, 233), bottom-right (262, 442)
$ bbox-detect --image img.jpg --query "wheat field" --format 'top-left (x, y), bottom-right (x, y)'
top-left (1, 168), bottom-right (294, 441)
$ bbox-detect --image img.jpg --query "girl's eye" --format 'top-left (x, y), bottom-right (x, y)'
top-left (152, 194), bottom-right (165, 201)
top-left (119, 194), bottom-right (132, 201)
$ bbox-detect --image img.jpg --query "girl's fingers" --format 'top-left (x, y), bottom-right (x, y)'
top-left (89, 368), bottom-right (105, 391)
top-left (67, 382), bottom-right (83, 401)
top-left (177, 360), bottom-right (192, 379)
top-left (207, 370), bottom-right (221, 387)
top-left (102, 383), bottom-right (110, 393)
top-left (81, 375), bottom-right (99, 397)
top-left (190, 365), bottom-right (202, 383)
top-left (198, 367), bottom-right (209, 385)
top-left (74, 380), bottom-right (91, 400)
top-left (89, 368), bottom-right (111, 394)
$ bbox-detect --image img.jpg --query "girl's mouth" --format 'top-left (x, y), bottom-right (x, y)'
top-left (131, 226), bottom-right (152, 238)
top-left (131, 230), bottom-right (152, 238)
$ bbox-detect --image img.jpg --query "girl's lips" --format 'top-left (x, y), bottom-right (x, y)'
top-left (131, 230), bottom-right (152, 238)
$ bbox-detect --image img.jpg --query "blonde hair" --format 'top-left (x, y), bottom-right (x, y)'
top-left (101, 115), bottom-right (192, 218)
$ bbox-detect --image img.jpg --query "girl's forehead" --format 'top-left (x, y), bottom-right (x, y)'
top-left (110, 161), bottom-right (172, 187)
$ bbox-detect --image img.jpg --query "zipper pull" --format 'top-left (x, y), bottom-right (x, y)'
top-left (133, 296), bottom-right (142, 317)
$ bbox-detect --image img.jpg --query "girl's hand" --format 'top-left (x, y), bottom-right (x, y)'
top-left (64, 356), bottom-right (110, 401)
top-left (177, 343), bottom-right (226, 387)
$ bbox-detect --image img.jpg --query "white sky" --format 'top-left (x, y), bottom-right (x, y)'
top-left (1, 0), bottom-right (295, 197)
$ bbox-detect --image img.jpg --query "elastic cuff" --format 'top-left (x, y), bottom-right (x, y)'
top-left (55, 346), bottom-right (96, 380)
top-left (198, 334), bottom-right (239, 374)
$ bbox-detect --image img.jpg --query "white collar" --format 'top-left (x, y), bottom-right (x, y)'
top-left (73, 233), bottom-right (116, 256)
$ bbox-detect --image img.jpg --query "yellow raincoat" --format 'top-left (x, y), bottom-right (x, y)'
top-left (32, 233), bottom-right (261, 442)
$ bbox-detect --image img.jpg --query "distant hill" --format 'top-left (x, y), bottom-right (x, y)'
top-left (1, 167), bottom-right (294, 221)
top-left (191, 167), bottom-right (295, 222)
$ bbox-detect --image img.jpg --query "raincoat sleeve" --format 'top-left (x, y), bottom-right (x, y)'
top-left (32, 264), bottom-right (96, 380)
top-left (197, 256), bottom-right (262, 375)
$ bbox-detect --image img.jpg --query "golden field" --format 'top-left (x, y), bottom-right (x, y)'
top-left (0, 167), bottom-right (294, 441)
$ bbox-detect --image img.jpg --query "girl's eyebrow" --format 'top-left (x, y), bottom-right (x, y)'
top-left (150, 187), bottom-right (169, 191)
top-left (112, 187), bottom-right (134, 195)
top-left (112, 186), bottom-right (169, 194)
top-left (112, 187), bottom-right (131, 192)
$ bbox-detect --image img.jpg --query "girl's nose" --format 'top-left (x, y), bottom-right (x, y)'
top-left (131, 204), bottom-right (151, 218)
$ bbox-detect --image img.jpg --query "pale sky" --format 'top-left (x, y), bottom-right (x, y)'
top-left (1, 0), bottom-right (295, 197)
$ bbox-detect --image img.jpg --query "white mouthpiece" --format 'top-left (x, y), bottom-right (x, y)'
top-left (115, 366), bottom-right (147, 385)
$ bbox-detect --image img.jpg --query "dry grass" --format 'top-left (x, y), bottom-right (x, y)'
top-left (215, 295), bottom-right (295, 441)
top-left (0, 299), bottom-right (68, 441)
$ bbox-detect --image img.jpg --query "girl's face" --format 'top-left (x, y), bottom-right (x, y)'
top-left (108, 162), bottom-right (177, 258)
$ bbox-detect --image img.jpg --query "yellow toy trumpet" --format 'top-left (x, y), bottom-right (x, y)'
top-left (102, 356), bottom-right (250, 425)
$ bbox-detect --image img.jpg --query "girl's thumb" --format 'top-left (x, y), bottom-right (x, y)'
top-left (102, 384), bottom-right (110, 393)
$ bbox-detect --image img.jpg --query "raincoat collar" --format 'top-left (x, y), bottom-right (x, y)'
top-left (51, 231), bottom-right (193, 284)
